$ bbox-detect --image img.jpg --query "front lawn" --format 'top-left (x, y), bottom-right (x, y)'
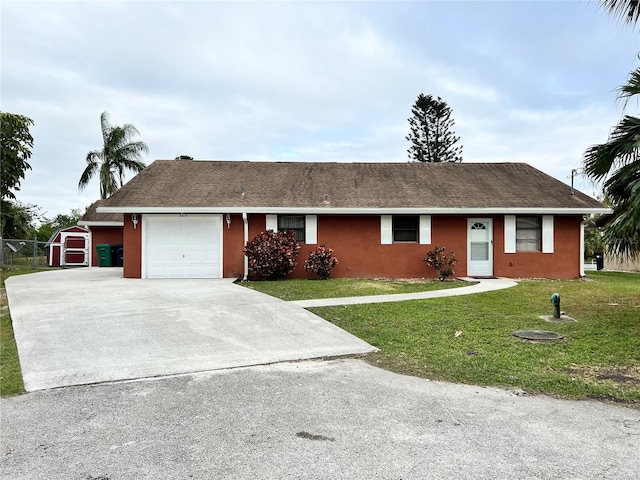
top-left (308, 272), bottom-right (639, 406)
top-left (242, 277), bottom-right (474, 301)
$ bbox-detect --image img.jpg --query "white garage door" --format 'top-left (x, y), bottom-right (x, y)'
top-left (144, 214), bottom-right (223, 279)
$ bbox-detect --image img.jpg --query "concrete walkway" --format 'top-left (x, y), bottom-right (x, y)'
top-left (291, 277), bottom-right (518, 308)
top-left (5, 268), bottom-right (375, 392)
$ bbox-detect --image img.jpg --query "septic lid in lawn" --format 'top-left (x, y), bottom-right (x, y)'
top-left (513, 330), bottom-right (564, 341)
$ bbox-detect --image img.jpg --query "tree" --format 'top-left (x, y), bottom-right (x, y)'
top-left (583, 65), bottom-right (640, 259)
top-left (406, 94), bottom-right (462, 163)
top-left (79, 111), bottom-right (148, 199)
top-left (1, 112), bottom-right (34, 201)
top-left (0, 201), bottom-right (41, 239)
top-left (601, 0), bottom-right (640, 26)
top-left (35, 209), bottom-right (82, 242)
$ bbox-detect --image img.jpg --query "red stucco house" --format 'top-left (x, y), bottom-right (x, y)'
top-left (94, 160), bottom-right (609, 280)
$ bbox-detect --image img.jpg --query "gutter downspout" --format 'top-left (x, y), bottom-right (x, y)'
top-left (579, 219), bottom-right (585, 277)
top-left (242, 212), bottom-right (249, 281)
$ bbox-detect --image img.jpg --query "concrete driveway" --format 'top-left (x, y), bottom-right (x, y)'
top-left (6, 268), bottom-right (375, 391)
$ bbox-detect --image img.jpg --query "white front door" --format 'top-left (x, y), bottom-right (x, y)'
top-left (143, 214), bottom-right (223, 279)
top-left (467, 218), bottom-right (493, 277)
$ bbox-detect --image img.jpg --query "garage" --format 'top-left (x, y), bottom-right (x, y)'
top-left (143, 214), bottom-right (223, 279)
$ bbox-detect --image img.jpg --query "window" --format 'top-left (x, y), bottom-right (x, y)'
top-left (516, 216), bottom-right (541, 252)
top-left (278, 215), bottom-right (305, 242)
top-left (393, 216), bottom-right (418, 242)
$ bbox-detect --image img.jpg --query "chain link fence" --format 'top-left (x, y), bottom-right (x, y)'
top-left (1, 238), bottom-right (49, 270)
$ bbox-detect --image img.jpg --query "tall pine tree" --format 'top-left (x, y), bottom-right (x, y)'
top-left (406, 94), bottom-right (462, 163)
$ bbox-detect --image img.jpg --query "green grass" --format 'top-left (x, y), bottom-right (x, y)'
top-left (3, 271), bottom-right (638, 404)
top-left (306, 271), bottom-right (640, 406)
top-left (0, 266), bottom-right (47, 396)
top-left (242, 277), bottom-right (474, 301)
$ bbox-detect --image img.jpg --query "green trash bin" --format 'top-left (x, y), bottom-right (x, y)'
top-left (96, 244), bottom-right (112, 267)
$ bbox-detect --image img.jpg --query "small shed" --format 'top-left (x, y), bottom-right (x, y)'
top-left (46, 226), bottom-right (90, 267)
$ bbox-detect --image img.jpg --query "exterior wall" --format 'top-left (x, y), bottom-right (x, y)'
top-left (285, 215), bottom-right (467, 279)
top-left (231, 215), bottom-right (467, 280)
top-left (122, 213), bottom-right (584, 280)
top-left (123, 214), bottom-right (142, 278)
top-left (88, 226), bottom-right (123, 266)
top-left (492, 215), bottom-right (582, 279)
top-left (47, 245), bottom-right (61, 267)
top-left (242, 214), bottom-right (582, 280)
top-left (222, 214), bottom-right (246, 278)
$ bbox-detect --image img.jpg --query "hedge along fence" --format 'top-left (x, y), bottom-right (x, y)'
top-left (1, 238), bottom-right (48, 269)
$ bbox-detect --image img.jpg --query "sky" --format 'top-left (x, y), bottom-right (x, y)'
top-left (2, 0), bottom-right (639, 220)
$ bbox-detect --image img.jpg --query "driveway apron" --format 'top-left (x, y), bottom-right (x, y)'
top-left (6, 268), bottom-right (375, 391)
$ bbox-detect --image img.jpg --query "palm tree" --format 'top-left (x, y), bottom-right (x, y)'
top-left (600, 0), bottom-right (640, 26)
top-left (583, 66), bottom-right (640, 259)
top-left (79, 111), bottom-right (148, 199)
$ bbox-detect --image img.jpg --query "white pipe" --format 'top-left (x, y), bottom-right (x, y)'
top-left (579, 220), bottom-right (585, 277)
top-left (242, 212), bottom-right (249, 281)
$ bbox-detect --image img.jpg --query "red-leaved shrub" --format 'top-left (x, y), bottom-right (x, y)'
top-left (424, 246), bottom-right (457, 281)
top-left (304, 245), bottom-right (339, 280)
top-left (244, 230), bottom-right (300, 280)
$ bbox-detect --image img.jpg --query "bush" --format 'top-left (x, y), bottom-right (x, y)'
top-left (304, 245), bottom-right (339, 280)
top-left (424, 246), bottom-right (457, 281)
top-left (244, 230), bottom-right (300, 280)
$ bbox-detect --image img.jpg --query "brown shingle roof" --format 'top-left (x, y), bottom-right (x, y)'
top-left (79, 199), bottom-right (124, 224)
top-left (99, 160), bottom-right (605, 211)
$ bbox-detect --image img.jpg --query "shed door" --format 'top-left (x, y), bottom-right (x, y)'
top-left (61, 232), bottom-right (89, 266)
top-left (144, 214), bottom-right (222, 279)
top-left (467, 218), bottom-right (493, 277)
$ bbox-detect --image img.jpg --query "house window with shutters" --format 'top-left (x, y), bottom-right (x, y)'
top-left (381, 215), bottom-right (431, 245)
top-left (278, 215), bottom-right (306, 243)
top-left (393, 216), bottom-right (419, 242)
top-left (516, 216), bottom-right (541, 252)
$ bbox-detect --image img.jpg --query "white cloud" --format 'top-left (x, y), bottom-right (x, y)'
top-left (1, 0), bottom-right (637, 217)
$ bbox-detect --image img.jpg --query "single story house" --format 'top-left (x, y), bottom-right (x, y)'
top-left (78, 199), bottom-right (124, 266)
top-left (96, 160), bottom-right (610, 280)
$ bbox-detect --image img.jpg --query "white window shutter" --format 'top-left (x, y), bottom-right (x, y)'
top-left (542, 215), bottom-right (554, 253)
top-left (305, 215), bottom-right (317, 245)
top-left (266, 214), bottom-right (278, 231)
top-left (504, 215), bottom-right (516, 253)
top-left (380, 215), bottom-right (392, 244)
top-left (419, 215), bottom-right (431, 245)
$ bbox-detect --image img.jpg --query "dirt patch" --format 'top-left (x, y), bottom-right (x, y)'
top-left (565, 365), bottom-right (640, 385)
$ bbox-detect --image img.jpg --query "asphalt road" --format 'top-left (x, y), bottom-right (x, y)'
top-left (2, 359), bottom-right (639, 479)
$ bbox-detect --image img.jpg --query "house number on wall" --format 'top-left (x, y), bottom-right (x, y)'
top-left (179, 213), bottom-right (188, 217)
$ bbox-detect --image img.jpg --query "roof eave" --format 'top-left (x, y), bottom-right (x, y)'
top-left (98, 206), bottom-right (613, 215)
top-left (78, 220), bottom-right (125, 227)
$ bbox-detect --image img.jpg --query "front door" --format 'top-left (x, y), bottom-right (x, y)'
top-left (467, 218), bottom-right (493, 277)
